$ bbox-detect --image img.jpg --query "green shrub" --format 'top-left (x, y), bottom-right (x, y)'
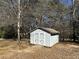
top-left (0, 27), bottom-right (5, 38)
top-left (0, 25), bottom-right (17, 39)
top-left (0, 31), bottom-right (5, 38)
top-left (3, 25), bottom-right (17, 39)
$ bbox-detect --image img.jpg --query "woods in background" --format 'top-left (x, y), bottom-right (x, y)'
top-left (0, 0), bottom-right (79, 42)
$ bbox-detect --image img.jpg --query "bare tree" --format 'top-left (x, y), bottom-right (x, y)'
top-left (17, 0), bottom-right (21, 45)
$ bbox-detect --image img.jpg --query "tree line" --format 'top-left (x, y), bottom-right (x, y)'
top-left (0, 0), bottom-right (79, 42)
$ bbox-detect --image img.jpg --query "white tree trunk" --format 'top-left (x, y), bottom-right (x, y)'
top-left (17, 0), bottom-right (21, 45)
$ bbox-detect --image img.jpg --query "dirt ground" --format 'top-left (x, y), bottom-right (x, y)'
top-left (0, 40), bottom-right (79, 59)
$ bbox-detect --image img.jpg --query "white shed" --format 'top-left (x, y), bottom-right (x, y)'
top-left (30, 28), bottom-right (59, 47)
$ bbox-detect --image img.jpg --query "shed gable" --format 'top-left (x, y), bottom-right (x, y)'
top-left (31, 29), bottom-right (51, 35)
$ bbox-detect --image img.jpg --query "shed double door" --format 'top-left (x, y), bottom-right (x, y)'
top-left (34, 33), bottom-right (45, 45)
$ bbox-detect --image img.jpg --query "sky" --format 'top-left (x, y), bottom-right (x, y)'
top-left (59, 0), bottom-right (74, 7)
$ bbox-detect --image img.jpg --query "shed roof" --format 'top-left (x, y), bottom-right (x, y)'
top-left (38, 27), bottom-right (59, 35)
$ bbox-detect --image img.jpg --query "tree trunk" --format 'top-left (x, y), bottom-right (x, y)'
top-left (17, 0), bottom-right (21, 45)
top-left (73, 0), bottom-right (76, 42)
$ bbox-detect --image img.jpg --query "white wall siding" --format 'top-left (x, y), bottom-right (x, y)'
top-left (30, 33), bottom-right (34, 44)
top-left (44, 33), bottom-right (51, 47)
top-left (50, 35), bottom-right (59, 47)
top-left (30, 29), bottom-right (51, 46)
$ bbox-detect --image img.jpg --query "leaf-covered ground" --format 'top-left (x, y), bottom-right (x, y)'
top-left (0, 40), bottom-right (79, 59)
